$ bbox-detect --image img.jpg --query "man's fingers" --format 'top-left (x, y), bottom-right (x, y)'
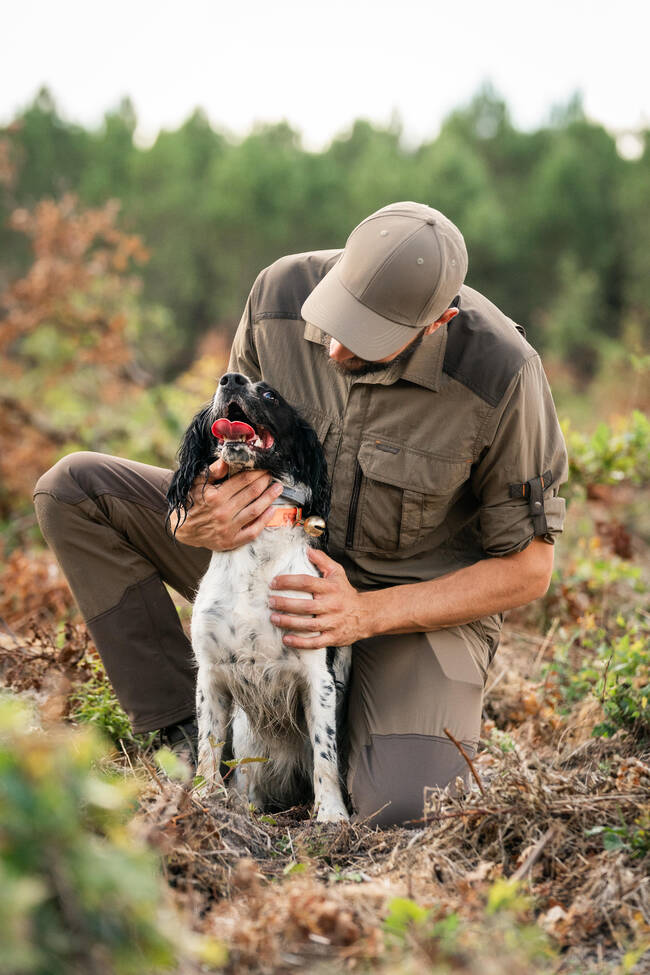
top-left (234, 477), bottom-right (282, 515)
top-left (190, 470), bottom-right (273, 512)
top-left (232, 482), bottom-right (283, 529)
top-left (271, 613), bottom-right (326, 632)
top-left (233, 502), bottom-right (279, 545)
top-left (306, 547), bottom-right (343, 576)
top-left (213, 467), bottom-right (271, 501)
top-left (283, 632), bottom-right (333, 650)
top-left (207, 458), bottom-right (229, 481)
top-left (227, 469), bottom-right (275, 500)
top-left (196, 465), bottom-right (268, 495)
top-left (270, 574), bottom-right (330, 593)
top-left (269, 596), bottom-right (328, 616)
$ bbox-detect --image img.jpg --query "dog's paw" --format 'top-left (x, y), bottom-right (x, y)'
top-left (315, 802), bottom-right (349, 824)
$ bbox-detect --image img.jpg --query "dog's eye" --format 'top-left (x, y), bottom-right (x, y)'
top-left (262, 390), bottom-right (277, 402)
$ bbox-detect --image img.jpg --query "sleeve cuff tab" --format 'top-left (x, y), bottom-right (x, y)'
top-left (508, 470), bottom-right (553, 535)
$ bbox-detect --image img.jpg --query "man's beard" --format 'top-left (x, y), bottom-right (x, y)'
top-left (327, 331), bottom-right (424, 377)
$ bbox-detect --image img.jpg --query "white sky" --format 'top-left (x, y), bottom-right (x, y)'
top-left (3, 0), bottom-right (649, 149)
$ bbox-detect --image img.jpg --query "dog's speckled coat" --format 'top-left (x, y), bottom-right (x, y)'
top-left (192, 525), bottom-right (349, 820)
top-left (167, 374), bottom-right (350, 822)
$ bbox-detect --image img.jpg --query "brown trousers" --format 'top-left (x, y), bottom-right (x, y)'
top-left (33, 451), bottom-right (498, 827)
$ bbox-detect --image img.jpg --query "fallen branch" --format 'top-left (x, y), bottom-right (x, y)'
top-left (444, 726), bottom-right (486, 796)
top-left (511, 825), bottom-right (556, 881)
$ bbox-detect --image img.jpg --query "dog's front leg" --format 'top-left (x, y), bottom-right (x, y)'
top-left (195, 672), bottom-right (231, 794)
top-left (301, 649), bottom-right (349, 823)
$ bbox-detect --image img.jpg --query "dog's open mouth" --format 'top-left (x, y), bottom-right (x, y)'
top-left (211, 403), bottom-right (275, 450)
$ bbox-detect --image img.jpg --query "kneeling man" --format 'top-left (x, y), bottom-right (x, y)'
top-left (34, 202), bottom-right (568, 826)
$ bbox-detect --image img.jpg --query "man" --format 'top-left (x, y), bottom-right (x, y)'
top-left (34, 202), bottom-right (568, 826)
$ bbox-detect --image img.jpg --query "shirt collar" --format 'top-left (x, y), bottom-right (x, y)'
top-left (302, 318), bottom-right (448, 391)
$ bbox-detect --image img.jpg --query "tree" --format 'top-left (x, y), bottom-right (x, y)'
top-left (0, 195), bottom-right (149, 517)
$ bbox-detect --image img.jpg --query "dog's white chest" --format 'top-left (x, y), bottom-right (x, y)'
top-left (191, 527), bottom-right (315, 670)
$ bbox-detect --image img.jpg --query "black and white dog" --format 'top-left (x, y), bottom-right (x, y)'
top-left (167, 373), bottom-right (350, 822)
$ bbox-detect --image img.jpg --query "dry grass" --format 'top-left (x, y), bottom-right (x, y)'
top-left (125, 705), bottom-right (648, 972)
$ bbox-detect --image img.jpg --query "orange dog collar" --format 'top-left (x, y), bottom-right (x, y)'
top-left (266, 506), bottom-right (303, 528)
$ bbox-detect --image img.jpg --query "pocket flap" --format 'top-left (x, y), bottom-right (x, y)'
top-left (543, 495), bottom-right (566, 534)
top-left (357, 440), bottom-right (469, 493)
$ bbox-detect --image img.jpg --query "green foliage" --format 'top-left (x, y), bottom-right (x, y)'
top-left (486, 727), bottom-right (517, 753)
top-left (547, 609), bottom-right (650, 739)
top-left (382, 884), bottom-right (554, 971)
top-left (585, 811), bottom-right (650, 858)
top-left (591, 617), bottom-right (650, 737)
top-left (70, 656), bottom-right (133, 743)
top-left (541, 254), bottom-right (603, 375)
top-left (383, 896), bottom-right (431, 939)
top-left (485, 879), bottom-right (532, 916)
top-left (565, 410), bottom-right (650, 498)
top-left (0, 696), bottom-right (177, 975)
top-left (559, 546), bottom-right (642, 594)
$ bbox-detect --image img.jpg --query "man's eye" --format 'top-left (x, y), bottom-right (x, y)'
top-left (263, 390), bottom-right (277, 402)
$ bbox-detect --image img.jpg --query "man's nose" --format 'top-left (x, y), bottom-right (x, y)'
top-left (219, 372), bottom-right (250, 389)
top-left (328, 339), bottom-right (356, 362)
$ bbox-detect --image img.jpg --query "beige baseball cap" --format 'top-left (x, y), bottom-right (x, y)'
top-left (301, 201), bottom-right (468, 360)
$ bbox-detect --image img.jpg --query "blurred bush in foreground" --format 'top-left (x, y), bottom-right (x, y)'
top-left (0, 696), bottom-right (178, 975)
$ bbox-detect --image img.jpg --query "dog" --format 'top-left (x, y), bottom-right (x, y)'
top-left (167, 372), bottom-right (351, 822)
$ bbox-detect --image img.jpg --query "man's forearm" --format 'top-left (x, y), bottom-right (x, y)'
top-left (269, 538), bottom-right (554, 651)
top-left (359, 538), bottom-right (554, 638)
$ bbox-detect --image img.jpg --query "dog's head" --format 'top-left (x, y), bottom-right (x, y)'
top-left (166, 373), bottom-right (330, 535)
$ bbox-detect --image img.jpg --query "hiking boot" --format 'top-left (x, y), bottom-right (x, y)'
top-left (156, 716), bottom-right (198, 771)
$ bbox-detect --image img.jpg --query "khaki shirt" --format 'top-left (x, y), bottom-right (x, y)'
top-left (229, 250), bottom-right (568, 593)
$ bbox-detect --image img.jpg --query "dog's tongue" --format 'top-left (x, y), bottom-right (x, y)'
top-left (211, 418), bottom-right (256, 442)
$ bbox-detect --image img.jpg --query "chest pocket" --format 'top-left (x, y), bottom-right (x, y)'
top-left (353, 440), bottom-right (470, 554)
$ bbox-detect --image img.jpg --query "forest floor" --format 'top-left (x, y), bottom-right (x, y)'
top-left (1, 489), bottom-right (649, 974)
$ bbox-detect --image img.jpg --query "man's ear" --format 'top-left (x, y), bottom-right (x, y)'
top-left (424, 307), bottom-right (459, 335)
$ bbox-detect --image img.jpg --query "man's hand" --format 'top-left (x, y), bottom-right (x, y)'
top-left (269, 548), bottom-right (370, 649)
top-left (172, 458), bottom-right (284, 551)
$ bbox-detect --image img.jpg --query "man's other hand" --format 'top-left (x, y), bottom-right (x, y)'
top-left (269, 548), bottom-right (369, 649)
top-left (171, 458), bottom-right (284, 551)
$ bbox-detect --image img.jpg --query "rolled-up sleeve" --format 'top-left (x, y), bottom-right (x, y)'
top-left (471, 354), bottom-right (568, 556)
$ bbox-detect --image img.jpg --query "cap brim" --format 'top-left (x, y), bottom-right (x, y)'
top-left (301, 263), bottom-right (422, 361)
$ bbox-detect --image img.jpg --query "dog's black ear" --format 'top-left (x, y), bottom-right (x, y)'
top-left (166, 403), bottom-right (217, 536)
top-left (295, 417), bottom-right (330, 524)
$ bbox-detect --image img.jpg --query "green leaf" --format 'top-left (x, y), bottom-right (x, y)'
top-left (602, 831), bottom-right (627, 851)
top-left (283, 861), bottom-right (307, 876)
top-left (259, 814), bottom-right (278, 826)
top-left (223, 756), bottom-right (269, 767)
top-left (384, 897), bottom-right (431, 938)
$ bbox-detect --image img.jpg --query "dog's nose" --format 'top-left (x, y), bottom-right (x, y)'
top-left (219, 373), bottom-right (249, 389)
